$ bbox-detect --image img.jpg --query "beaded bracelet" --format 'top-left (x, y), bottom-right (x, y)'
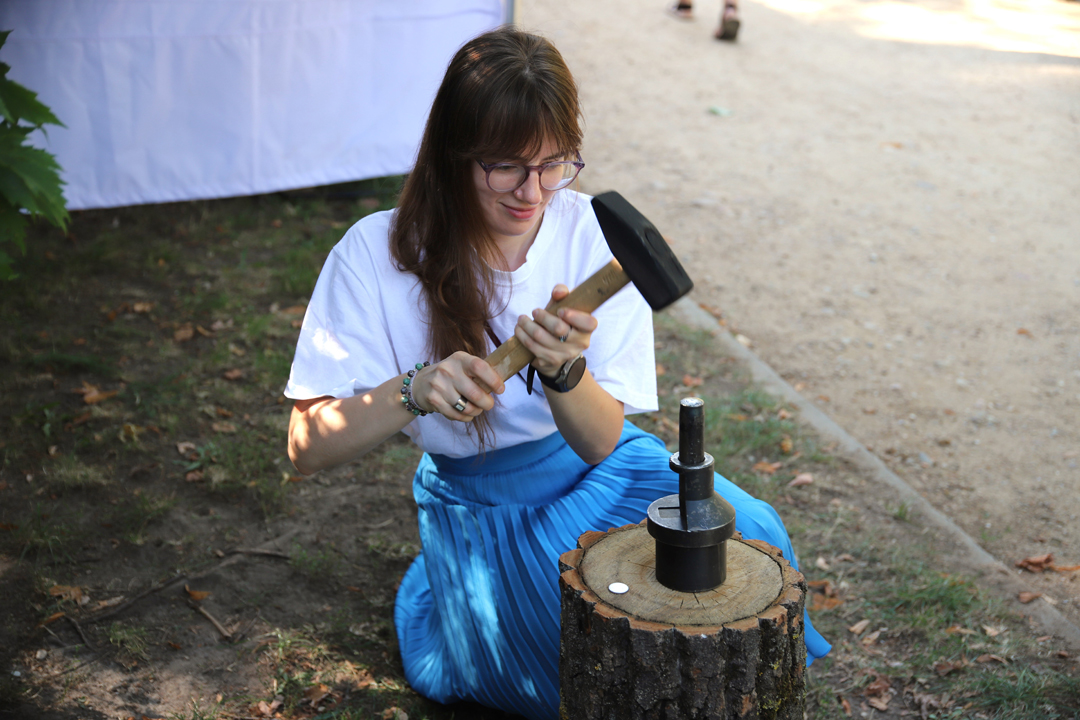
top-left (399, 361), bottom-right (431, 416)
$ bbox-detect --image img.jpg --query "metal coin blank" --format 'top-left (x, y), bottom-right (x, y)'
top-left (608, 582), bottom-right (629, 594)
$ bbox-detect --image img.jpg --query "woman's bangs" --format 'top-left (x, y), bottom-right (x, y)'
top-left (472, 91), bottom-right (580, 162)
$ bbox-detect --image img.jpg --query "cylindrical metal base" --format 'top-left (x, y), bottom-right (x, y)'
top-left (654, 539), bottom-right (727, 593)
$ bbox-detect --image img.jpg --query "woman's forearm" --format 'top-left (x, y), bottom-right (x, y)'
top-left (288, 375), bottom-right (413, 475)
top-left (545, 370), bottom-right (625, 464)
top-left (288, 353), bottom-right (507, 475)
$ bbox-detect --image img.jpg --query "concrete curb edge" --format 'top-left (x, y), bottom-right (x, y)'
top-left (668, 297), bottom-right (1080, 651)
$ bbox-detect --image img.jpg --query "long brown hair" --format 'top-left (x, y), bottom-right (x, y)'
top-left (390, 27), bottom-right (583, 443)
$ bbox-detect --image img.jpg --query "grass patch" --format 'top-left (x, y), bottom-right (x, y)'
top-left (107, 621), bottom-right (149, 667)
top-left (45, 455), bottom-right (111, 491)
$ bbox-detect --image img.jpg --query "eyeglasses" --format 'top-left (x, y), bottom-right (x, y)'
top-left (476, 153), bottom-right (585, 193)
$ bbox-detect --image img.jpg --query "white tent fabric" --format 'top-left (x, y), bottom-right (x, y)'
top-left (0, 1), bottom-right (507, 210)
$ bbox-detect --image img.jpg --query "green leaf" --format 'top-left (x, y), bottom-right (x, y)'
top-left (0, 130), bottom-right (68, 229)
top-left (0, 79), bottom-right (64, 128)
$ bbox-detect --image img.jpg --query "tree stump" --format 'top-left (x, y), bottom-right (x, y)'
top-left (559, 521), bottom-right (806, 719)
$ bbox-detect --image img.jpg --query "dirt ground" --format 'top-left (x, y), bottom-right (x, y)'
top-left (520, 0), bottom-right (1080, 628)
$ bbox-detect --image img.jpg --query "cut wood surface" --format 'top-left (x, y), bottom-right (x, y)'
top-left (579, 521), bottom-right (782, 626)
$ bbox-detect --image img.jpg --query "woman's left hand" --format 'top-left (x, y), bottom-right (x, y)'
top-left (514, 284), bottom-right (597, 377)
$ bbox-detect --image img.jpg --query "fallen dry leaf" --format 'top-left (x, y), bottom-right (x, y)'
top-left (184, 584), bottom-right (211, 602)
top-left (697, 302), bottom-right (725, 321)
top-left (861, 630), bottom-right (881, 646)
top-left (975, 654), bottom-right (1007, 664)
top-left (74, 382), bottom-right (118, 405)
top-left (223, 368), bottom-right (244, 381)
top-left (1015, 553), bottom-right (1054, 572)
top-left (176, 441), bottom-right (197, 455)
top-left (848, 619), bottom-right (871, 635)
top-left (173, 323), bottom-right (195, 342)
top-left (281, 305), bottom-right (307, 316)
top-left (1016, 327), bottom-right (1033, 337)
top-left (84, 388), bottom-right (118, 404)
top-left (118, 423), bottom-right (145, 443)
top-left (945, 625), bottom-right (976, 636)
top-left (682, 374), bottom-right (704, 388)
top-left (39, 611), bottom-right (65, 626)
top-left (382, 708), bottom-right (408, 720)
top-left (815, 556), bottom-right (830, 571)
top-left (808, 580), bottom-right (843, 611)
top-left (840, 696), bottom-right (852, 716)
top-left (1018, 591), bottom-right (1042, 604)
top-left (655, 363), bottom-right (666, 377)
top-left (303, 683), bottom-right (331, 705)
top-left (933, 659), bottom-right (967, 676)
top-left (211, 422), bottom-right (237, 434)
top-left (132, 301), bottom-right (153, 313)
top-left (836, 553), bottom-right (855, 562)
top-left (864, 673), bottom-right (890, 698)
top-left (808, 579), bottom-right (838, 596)
top-left (752, 461), bottom-right (782, 475)
top-left (184, 470), bottom-right (204, 483)
top-left (167, 641), bottom-right (182, 650)
top-left (812, 595), bottom-right (844, 611)
top-left (1051, 563), bottom-right (1080, 572)
top-left (779, 435), bottom-right (793, 454)
top-left (867, 696), bottom-right (890, 711)
top-left (49, 585), bottom-right (84, 603)
top-left (788, 473), bottom-right (813, 487)
top-left (982, 625), bottom-right (1003, 637)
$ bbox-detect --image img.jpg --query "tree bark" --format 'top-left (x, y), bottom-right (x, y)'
top-left (559, 521), bottom-right (806, 719)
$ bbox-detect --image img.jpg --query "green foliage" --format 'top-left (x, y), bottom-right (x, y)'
top-left (0, 29), bottom-right (69, 279)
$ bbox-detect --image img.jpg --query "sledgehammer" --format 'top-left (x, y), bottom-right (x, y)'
top-left (485, 191), bottom-right (693, 379)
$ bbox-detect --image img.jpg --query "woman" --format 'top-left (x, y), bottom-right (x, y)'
top-left (286, 27), bottom-right (828, 720)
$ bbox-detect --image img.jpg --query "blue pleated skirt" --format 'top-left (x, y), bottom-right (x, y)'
top-left (395, 421), bottom-right (831, 720)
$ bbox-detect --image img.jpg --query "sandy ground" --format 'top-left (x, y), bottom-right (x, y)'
top-left (520, 0), bottom-right (1080, 626)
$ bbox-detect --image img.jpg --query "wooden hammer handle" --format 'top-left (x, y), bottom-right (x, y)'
top-left (485, 259), bottom-right (631, 381)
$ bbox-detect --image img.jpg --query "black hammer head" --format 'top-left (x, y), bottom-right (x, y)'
top-left (591, 191), bottom-right (694, 310)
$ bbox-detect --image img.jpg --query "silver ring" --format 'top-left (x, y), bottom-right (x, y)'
top-left (559, 330), bottom-right (570, 343)
top-left (453, 397), bottom-right (467, 413)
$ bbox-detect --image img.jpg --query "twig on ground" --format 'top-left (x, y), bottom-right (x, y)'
top-left (42, 624), bottom-right (68, 648)
top-left (65, 615), bottom-right (94, 650)
top-left (228, 548), bottom-right (290, 559)
top-left (229, 616), bottom-right (259, 644)
top-left (187, 599), bottom-right (233, 641)
top-left (50, 653), bottom-right (101, 677)
top-left (82, 572), bottom-right (187, 626)
top-left (80, 531), bottom-right (301, 627)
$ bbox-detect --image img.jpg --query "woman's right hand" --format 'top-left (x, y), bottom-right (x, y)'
top-left (410, 351), bottom-right (506, 421)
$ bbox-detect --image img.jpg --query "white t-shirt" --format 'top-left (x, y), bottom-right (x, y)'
top-left (284, 190), bottom-right (659, 458)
